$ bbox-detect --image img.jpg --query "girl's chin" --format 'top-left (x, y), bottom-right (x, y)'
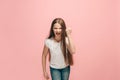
top-left (55, 35), bottom-right (61, 37)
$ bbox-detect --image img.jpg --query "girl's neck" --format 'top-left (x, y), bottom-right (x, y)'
top-left (54, 37), bottom-right (61, 42)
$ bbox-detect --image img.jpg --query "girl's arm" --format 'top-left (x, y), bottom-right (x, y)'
top-left (66, 28), bottom-right (76, 54)
top-left (42, 44), bottom-right (49, 79)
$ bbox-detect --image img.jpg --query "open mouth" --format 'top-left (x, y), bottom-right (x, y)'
top-left (56, 32), bottom-right (61, 36)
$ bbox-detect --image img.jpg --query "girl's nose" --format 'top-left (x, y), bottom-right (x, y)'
top-left (56, 29), bottom-right (60, 32)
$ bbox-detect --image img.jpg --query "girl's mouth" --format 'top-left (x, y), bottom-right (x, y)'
top-left (56, 32), bottom-right (61, 36)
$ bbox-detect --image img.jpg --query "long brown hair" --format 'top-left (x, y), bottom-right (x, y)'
top-left (48, 18), bottom-right (73, 65)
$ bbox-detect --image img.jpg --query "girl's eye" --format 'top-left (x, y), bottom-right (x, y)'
top-left (53, 28), bottom-right (57, 29)
top-left (53, 28), bottom-right (62, 29)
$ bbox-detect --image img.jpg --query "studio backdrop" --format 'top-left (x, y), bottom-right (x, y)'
top-left (0, 0), bottom-right (120, 80)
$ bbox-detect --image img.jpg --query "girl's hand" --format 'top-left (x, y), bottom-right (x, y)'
top-left (44, 72), bottom-right (49, 80)
top-left (66, 27), bottom-right (72, 36)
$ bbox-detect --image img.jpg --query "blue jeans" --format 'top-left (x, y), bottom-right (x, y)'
top-left (50, 66), bottom-right (70, 80)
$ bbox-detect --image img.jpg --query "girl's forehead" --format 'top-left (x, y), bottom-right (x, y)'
top-left (53, 23), bottom-right (62, 28)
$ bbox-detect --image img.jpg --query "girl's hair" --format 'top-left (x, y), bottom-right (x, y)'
top-left (48, 18), bottom-right (73, 65)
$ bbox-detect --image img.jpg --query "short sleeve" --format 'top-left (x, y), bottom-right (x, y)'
top-left (44, 39), bottom-right (49, 48)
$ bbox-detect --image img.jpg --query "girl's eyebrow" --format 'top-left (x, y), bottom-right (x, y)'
top-left (53, 28), bottom-right (62, 29)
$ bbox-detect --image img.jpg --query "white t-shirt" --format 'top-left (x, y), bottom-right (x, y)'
top-left (44, 38), bottom-right (69, 69)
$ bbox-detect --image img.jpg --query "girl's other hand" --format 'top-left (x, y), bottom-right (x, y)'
top-left (44, 72), bottom-right (49, 80)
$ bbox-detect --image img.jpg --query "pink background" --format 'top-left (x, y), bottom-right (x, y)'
top-left (0, 0), bottom-right (120, 80)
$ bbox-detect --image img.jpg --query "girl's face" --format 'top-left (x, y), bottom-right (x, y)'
top-left (53, 23), bottom-right (62, 38)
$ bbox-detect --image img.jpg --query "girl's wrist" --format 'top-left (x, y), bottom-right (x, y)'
top-left (67, 34), bottom-right (72, 38)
